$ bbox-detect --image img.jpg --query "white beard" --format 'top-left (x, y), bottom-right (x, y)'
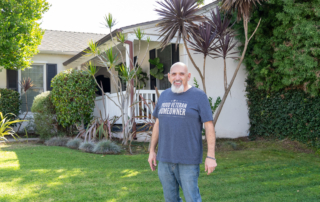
top-left (171, 83), bottom-right (184, 94)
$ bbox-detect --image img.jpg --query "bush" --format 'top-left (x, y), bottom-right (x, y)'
top-left (45, 137), bottom-right (70, 146)
top-left (31, 91), bottom-right (57, 139)
top-left (79, 141), bottom-right (95, 153)
top-left (235, 0), bottom-right (320, 96)
top-left (66, 138), bottom-right (82, 149)
top-left (51, 69), bottom-right (96, 127)
top-left (0, 88), bottom-right (21, 120)
top-left (93, 140), bottom-right (121, 154)
top-left (247, 79), bottom-right (320, 148)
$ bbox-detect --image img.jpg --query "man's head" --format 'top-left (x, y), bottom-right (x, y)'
top-left (168, 62), bottom-right (191, 93)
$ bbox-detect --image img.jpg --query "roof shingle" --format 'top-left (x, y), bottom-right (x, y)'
top-left (39, 30), bottom-right (105, 53)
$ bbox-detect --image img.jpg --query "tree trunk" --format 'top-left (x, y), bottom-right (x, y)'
top-left (213, 17), bottom-right (261, 127)
top-left (202, 56), bottom-right (207, 94)
top-left (224, 59), bottom-right (227, 92)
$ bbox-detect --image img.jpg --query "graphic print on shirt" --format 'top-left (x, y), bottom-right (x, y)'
top-left (158, 99), bottom-right (188, 117)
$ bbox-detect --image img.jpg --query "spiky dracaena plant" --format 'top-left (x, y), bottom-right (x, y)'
top-left (211, 0), bottom-right (267, 126)
top-left (208, 8), bottom-right (239, 92)
top-left (155, 0), bottom-right (208, 91)
top-left (187, 22), bottom-right (219, 93)
top-left (17, 77), bottom-right (34, 132)
top-left (156, 0), bottom-right (266, 126)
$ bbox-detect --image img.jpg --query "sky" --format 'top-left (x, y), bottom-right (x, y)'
top-left (40, 0), bottom-right (212, 34)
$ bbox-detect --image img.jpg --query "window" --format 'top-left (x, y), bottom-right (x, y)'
top-left (150, 44), bottom-right (179, 90)
top-left (20, 65), bottom-right (45, 112)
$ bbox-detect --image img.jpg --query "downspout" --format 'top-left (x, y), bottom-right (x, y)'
top-left (124, 40), bottom-right (137, 137)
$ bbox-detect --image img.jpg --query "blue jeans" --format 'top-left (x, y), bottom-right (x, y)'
top-left (158, 161), bottom-right (201, 202)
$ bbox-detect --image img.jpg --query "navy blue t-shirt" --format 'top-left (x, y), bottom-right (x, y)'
top-left (152, 86), bottom-right (213, 164)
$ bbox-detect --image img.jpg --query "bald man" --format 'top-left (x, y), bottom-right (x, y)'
top-left (148, 62), bottom-right (217, 202)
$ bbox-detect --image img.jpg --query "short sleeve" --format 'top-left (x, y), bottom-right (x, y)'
top-left (152, 101), bottom-right (160, 118)
top-left (198, 93), bottom-right (213, 123)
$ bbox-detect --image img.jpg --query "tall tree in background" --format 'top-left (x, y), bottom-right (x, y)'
top-left (156, 0), bottom-right (266, 126)
top-left (0, 0), bottom-right (50, 71)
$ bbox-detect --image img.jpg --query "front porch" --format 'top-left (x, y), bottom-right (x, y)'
top-left (93, 89), bottom-right (164, 124)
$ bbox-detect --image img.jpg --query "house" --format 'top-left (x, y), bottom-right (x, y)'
top-left (0, 2), bottom-right (249, 138)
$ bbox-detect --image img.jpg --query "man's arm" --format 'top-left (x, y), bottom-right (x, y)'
top-left (204, 121), bottom-right (217, 175)
top-left (148, 118), bottom-right (159, 171)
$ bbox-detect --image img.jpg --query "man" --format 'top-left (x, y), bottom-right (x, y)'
top-left (148, 62), bottom-right (217, 202)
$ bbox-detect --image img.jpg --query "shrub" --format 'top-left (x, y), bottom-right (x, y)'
top-left (0, 112), bottom-right (26, 141)
top-left (235, 0), bottom-right (320, 96)
top-left (93, 140), bottom-right (121, 154)
top-left (45, 137), bottom-right (70, 146)
top-left (66, 138), bottom-right (82, 149)
top-left (0, 88), bottom-right (21, 120)
top-left (31, 91), bottom-right (57, 139)
top-left (247, 79), bottom-right (320, 148)
top-left (79, 141), bottom-right (95, 153)
top-left (51, 69), bottom-right (96, 127)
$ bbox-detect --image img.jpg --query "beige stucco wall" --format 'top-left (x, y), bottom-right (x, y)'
top-left (32, 53), bottom-right (73, 73)
top-left (0, 68), bottom-right (6, 89)
top-left (0, 53), bottom-right (74, 90)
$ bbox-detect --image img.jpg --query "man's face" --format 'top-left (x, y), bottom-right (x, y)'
top-left (168, 64), bottom-right (191, 93)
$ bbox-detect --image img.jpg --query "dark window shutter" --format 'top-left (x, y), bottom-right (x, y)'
top-left (172, 44), bottom-right (179, 64)
top-left (6, 69), bottom-right (18, 91)
top-left (149, 49), bottom-right (157, 90)
top-left (134, 56), bottom-right (137, 66)
top-left (46, 64), bottom-right (57, 91)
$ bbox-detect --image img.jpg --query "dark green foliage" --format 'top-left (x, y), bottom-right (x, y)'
top-left (149, 58), bottom-right (164, 80)
top-left (51, 69), bottom-right (96, 127)
top-left (0, 88), bottom-right (21, 120)
top-left (31, 91), bottom-right (57, 139)
top-left (45, 137), bottom-right (70, 146)
top-left (0, 0), bottom-right (49, 70)
top-left (66, 138), bottom-right (82, 149)
top-left (93, 140), bottom-right (121, 154)
top-left (234, 0), bottom-right (320, 96)
top-left (247, 79), bottom-right (320, 148)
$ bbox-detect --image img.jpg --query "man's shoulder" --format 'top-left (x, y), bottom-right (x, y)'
top-left (159, 88), bottom-right (171, 97)
top-left (190, 86), bottom-right (206, 97)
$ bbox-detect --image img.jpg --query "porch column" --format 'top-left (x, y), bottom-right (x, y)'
top-left (124, 40), bottom-right (136, 136)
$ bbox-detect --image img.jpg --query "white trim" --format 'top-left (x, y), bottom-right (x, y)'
top-left (19, 64), bottom-right (46, 112)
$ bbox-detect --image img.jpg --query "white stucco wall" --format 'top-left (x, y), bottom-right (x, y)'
top-left (187, 48), bottom-right (249, 138)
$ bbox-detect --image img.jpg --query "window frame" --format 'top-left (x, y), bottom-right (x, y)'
top-left (18, 63), bottom-right (47, 114)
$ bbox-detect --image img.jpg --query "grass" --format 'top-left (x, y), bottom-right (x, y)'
top-left (0, 139), bottom-right (320, 202)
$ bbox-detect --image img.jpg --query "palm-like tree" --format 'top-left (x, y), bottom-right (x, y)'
top-left (187, 22), bottom-right (219, 93)
top-left (155, 0), bottom-right (207, 91)
top-left (156, 0), bottom-right (266, 126)
top-left (212, 0), bottom-right (267, 126)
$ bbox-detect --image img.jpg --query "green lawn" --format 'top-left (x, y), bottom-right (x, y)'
top-left (0, 140), bottom-right (320, 202)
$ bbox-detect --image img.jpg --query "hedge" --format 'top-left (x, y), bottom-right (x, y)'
top-left (51, 69), bottom-right (96, 127)
top-left (0, 88), bottom-right (21, 120)
top-left (31, 91), bottom-right (57, 139)
top-left (246, 79), bottom-right (320, 148)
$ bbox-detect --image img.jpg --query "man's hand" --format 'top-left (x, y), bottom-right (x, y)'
top-left (205, 158), bottom-right (217, 175)
top-left (148, 151), bottom-right (157, 171)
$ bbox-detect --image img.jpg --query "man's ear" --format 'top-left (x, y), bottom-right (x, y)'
top-left (187, 73), bottom-right (191, 81)
top-left (168, 73), bottom-right (171, 82)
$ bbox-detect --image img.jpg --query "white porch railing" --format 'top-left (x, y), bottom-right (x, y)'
top-left (93, 90), bottom-right (164, 124)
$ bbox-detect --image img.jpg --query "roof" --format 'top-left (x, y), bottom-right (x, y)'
top-left (63, 1), bottom-right (219, 66)
top-left (39, 30), bottom-right (105, 53)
